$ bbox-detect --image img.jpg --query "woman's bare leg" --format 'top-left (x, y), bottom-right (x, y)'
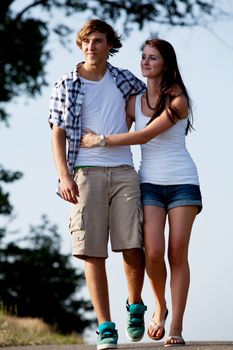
top-left (144, 205), bottom-right (168, 338)
top-left (167, 206), bottom-right (198, 340)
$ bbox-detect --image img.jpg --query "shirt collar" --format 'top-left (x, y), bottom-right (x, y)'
top-left (72, 61), bottom-right (119, 82)
top-left (106, 62), bottom-right (119, 77)
top-left (72, 62), bottom-right (83, 82)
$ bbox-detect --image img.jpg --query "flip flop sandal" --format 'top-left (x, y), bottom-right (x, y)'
top-left (147, 309), bottom-right (168, 341)
top-left (164, 335), bottom-right (185, 347)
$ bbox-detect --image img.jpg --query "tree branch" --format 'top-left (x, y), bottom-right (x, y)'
top-left (14, 0), bottom-right (48, 21)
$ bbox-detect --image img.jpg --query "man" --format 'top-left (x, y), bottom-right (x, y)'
top-left (49, 19), bottom-right (146, 349)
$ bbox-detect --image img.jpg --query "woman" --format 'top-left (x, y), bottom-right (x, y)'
top-left (81, 38), bottom-right (202, 347)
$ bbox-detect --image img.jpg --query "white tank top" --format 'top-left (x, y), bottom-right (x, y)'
top-left (76, 69), bottom-right (133, 167)
top-left (135, 94), bottom-right (199, 185)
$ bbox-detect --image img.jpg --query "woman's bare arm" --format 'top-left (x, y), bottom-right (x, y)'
top-left (81, 94), bottom-right (188, 147)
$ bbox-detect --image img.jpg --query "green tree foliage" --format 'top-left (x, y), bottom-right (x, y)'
top-left (0, 166), bottom-right (23, 240)
top-left (0, 215), bottom-right (95, 334)
top-left (0, 166), bottom-right (22, 216)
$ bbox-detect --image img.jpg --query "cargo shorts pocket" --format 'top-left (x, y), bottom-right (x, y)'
top-left (69, 206), bottom-right (85, 255)
top-left (69, 205), bottom-right (85, 232)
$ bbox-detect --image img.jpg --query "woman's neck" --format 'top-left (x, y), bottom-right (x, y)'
top-left (147, 78), bottom-right (162, 96)
top-left (144, 78), bottom-right (162, 111)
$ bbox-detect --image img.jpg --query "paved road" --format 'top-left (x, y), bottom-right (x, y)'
top-left (2, 342), bottom-right (233, 350)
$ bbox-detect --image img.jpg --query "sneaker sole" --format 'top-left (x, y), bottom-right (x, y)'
top-left (97, 344), bottom-right (118, 350)
top-left (125, 326), bottom-right (144, 342)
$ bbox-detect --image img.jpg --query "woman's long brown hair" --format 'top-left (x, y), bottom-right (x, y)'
top-left (144, 38), bottom-right (193, 134)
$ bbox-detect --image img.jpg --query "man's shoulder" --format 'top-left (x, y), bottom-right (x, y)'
top-left (108, 63), bottom-right (137, 79)
top-left (53, 68), bottom-right (78, 88)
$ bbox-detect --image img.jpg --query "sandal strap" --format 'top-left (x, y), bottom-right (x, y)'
top-left (150, 318), bottom-right (166, 330)
top-left (166, 335), bottom-right (185, 344)
top-left (167, 336), bottom-right (183, 340)
top-left (150, 309), bottom-right (168, 330)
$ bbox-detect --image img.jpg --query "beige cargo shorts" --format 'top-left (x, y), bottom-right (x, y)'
top-left (69, 165), bottom-right (143, 259)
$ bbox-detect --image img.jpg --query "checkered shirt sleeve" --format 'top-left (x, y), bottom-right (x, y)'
top-left (49, 78), bottom-right (67, 129)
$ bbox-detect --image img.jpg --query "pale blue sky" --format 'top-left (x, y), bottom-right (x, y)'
top-left (1, 10), bottom-right (233, 344)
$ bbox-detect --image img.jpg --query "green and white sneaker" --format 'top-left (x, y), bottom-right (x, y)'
top-left (96, 321), bottom-right (118, 349)
top-left (125, 299), bottom-right (147, 342)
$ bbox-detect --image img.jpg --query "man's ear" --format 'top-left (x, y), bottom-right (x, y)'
top-left (108, 43), bottom-right (113, 51)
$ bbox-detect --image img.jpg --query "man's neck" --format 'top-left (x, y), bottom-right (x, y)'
top-left (79, 62), bottom-right (108, 81)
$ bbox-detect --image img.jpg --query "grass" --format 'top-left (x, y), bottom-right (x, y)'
top-left (0, 311), bottom-right (84, 346)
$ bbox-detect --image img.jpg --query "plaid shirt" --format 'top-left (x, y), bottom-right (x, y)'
top-left (49, 62), bottom-right (146, 174)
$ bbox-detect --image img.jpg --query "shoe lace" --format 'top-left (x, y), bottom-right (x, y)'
top-left (128, 312), bottom-right (144, 327)
top-left (96, 328), bottom-right (117, 340)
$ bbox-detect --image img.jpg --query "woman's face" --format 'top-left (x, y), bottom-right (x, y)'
top-left (140, 45), bottom-right (165, 79)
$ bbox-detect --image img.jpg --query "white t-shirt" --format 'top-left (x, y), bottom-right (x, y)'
top-left (135, 94), bottom-right (200, 185)
top-left (75, 69), bottom-right (133, 167)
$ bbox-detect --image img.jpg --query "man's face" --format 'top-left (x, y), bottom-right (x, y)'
top-left (81, 31), bottom-right (112, 66)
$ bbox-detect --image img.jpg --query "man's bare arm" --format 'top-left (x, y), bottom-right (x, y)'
top-left (52, 125), bottom-right (79, 204)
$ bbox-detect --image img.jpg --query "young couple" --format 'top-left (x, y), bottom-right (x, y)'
top-left (49, 19), bottom-right (202, 349)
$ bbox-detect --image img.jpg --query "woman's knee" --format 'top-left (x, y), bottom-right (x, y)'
top-left (145, 247), bottom-right (164, 266)
top-left (168, 249), bottom-right (188, 267)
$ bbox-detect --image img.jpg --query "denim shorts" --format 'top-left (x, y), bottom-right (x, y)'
top-left (140, 183), bottom-right (202, 214)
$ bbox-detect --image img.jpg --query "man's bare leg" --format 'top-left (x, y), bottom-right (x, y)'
top-left (85, 257), bottom-right (111, 324)
top-left (85, 257), bottom-right (118, 349)
top-left (123, 248), bottom-right (145, 304)
top-left (123, 248), bottom-right (146, 342)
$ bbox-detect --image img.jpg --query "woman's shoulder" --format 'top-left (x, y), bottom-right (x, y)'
top-left (168, 84), bottom-right (184, 97)
top-left (168, 85), bottom-right (188, 118)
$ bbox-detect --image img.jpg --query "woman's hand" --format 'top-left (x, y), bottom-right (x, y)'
top-left (80, 128), bottom-right (100, 147)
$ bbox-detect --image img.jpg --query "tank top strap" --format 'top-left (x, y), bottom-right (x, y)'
top-left (135, 94), bottom-right (143, 123)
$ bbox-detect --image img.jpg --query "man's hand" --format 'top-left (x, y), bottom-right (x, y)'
top-left (60, 174), bottom-right (79, 204)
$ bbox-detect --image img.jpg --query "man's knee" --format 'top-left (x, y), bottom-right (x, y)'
top-left (123, 248), bottom-right (145, 264)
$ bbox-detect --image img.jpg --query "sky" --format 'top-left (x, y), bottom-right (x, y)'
top-left (1, 3), bottom-right (233, 345)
